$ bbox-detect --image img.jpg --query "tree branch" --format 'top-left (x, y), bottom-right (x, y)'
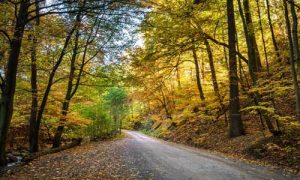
top-left (0, 30), bottom-right (12, 45)
top-left (201, 33), bottom-right (249, 64)
top-left (286, 0), bottom-right (300, 10)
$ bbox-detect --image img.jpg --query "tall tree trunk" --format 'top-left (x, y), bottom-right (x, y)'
top-left (30, 11), bottom-right (84, 151)
top-left (204, 39), bottom-right (220, 99)
top-left (240, 0), bottom-right (276, 134)
top-left (29, 0), bottom-right (40, 153)
top-left (283, 0), bottom-right (300, 120)
top-left (257, 0), bottom-right (282, 134)
top-left (0, 0), bottom-right (29, 166)
top-left (243, 0), bottom-right (262, 72)
top-left (290, 0), bottom-right (300, 74)
top-left (236, 14), bottom-right (276, 134)
top-left (265, 0), bottom-right (280, 60)
top-left (237, 0), bottom-right (261, 84)
top-left (30, 24), bottom-right (76, 153)
top-left (236, 32), bottom-right (250, 91)
top-left (191, 40), bottom-right (205, 101)
top-left (52, 1), bottom-right (100, 146)
top-left (204, 39), bottom-right (227, 123)
top-left (227, 0), bottom-right (244, 137)
top-left (53, 14), bottom-right (82, 148)
top-left (256, 0), bottom-right (270, 74)
top-left (29, 36), bottom-right (39, 153)
top-left (237, 31), bottom-right (268, 131)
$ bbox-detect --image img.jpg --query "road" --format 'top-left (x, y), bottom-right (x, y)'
top-left (122, 130), bottom-right (296, 180)
top-left (2, 130), bottom-right (297, 179)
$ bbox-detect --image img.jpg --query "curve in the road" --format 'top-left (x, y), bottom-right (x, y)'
top-left (122, 130), bottom-right (297, 180)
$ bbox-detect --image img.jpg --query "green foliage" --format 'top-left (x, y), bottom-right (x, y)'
top-left (241, 105), bottom-right (275, 114)
top-left (77, 102), bottom-right (115, 140)
top-left (74, 87), bottom-right (129, 140)
top-left (104, 87), bottom-right (128, 107)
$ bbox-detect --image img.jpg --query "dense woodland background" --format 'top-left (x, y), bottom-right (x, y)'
top-left (0, 0), bottom-right (299, 174)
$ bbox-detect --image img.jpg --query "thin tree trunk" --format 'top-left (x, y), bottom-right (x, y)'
top-left (32, 7), bottom-right (85, 150)
top-left (256, 0), bottom-right (270, 74)
top-left (191, 40), bottom-right (205, 101)
top-left (239, 0), bottom-right (276, 134)
top-left (283, 0), bottom-right (300, 120)
top-left (204, 39), bottom-right (220, 99)
top-left (265, 0), bottom-right (280, 60)
top-left (204, 39), bottom-right (227, 124)
top-left (29, 36), bottom-right (39, 153)
top-left (0, 0), bottom-right (29, 166)
top-left (243, 0), bottom-right (262, 72)
top-left (29, 0), bottom-right (40, 153)
top-left (257, 0), bottom-right (282, 134)
top-left (31, 24), bottom-right (76, 152)
top-left (236, 32), bottom-right (250, 90)
top-left (237, 0), bottom-right (260, 84)
top-left (290, 0), bottom-right (300, 74)
top-left (52, 2), bottom-right (101, 146)
top-left (53, 13), bottom-right (82, 148)
top-left (227, 0), bottom-right (244, 137)
top-left (237, 30), bottom-right (268, 131)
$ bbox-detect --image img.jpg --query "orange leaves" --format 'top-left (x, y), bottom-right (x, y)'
top-left (65, 112), bottom-right (91, 128)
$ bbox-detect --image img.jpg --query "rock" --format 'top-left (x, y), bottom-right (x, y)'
top-left (6, 169), bottom-right (12, 175)
top-left (7, 154), bottom-right (18, 163)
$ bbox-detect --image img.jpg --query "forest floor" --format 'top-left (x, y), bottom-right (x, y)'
top-left (1, 131), bottom-right (297, 180)
top-left (1, 135), bottom-right (140, 180)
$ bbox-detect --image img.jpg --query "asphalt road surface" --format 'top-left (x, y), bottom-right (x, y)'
top-left (122, 130), bottom-right (297, 180)
top-left (2, 131), bottom-right (298, 179)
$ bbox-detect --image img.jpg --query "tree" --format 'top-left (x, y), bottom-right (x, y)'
top-left (237, 0), bottom-right (261, 84)
top-left (29, 0), bottom-right (40, 153)
top-left (104, 87), bottom-right (128, 134)
top-left (0, 0), bottom-right (141, 163)
top-left (265, 0), bottom-right (280, 60)
top-left (191, 39), bottom-right (205, 101)
top-left (29, 16), bottom-right (78, 152)
top-left (52, 7), bottom-right (84, 148)
top-left (290, 0), bottom-right (300, 74)
top-left (227, 0), bottom-right (244, 137)
top-left (283, 0), bottom-right (300, 120)
top-left (0, 0), bottom-right (30, 166)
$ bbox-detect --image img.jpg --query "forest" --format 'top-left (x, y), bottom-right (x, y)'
top-left (0, 0), bottom-right (299, 178)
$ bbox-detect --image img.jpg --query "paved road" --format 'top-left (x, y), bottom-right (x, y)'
top-left (122, 130), bottom-right (296, 180)
top-left (2, 131), bottom-right (298, 179)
